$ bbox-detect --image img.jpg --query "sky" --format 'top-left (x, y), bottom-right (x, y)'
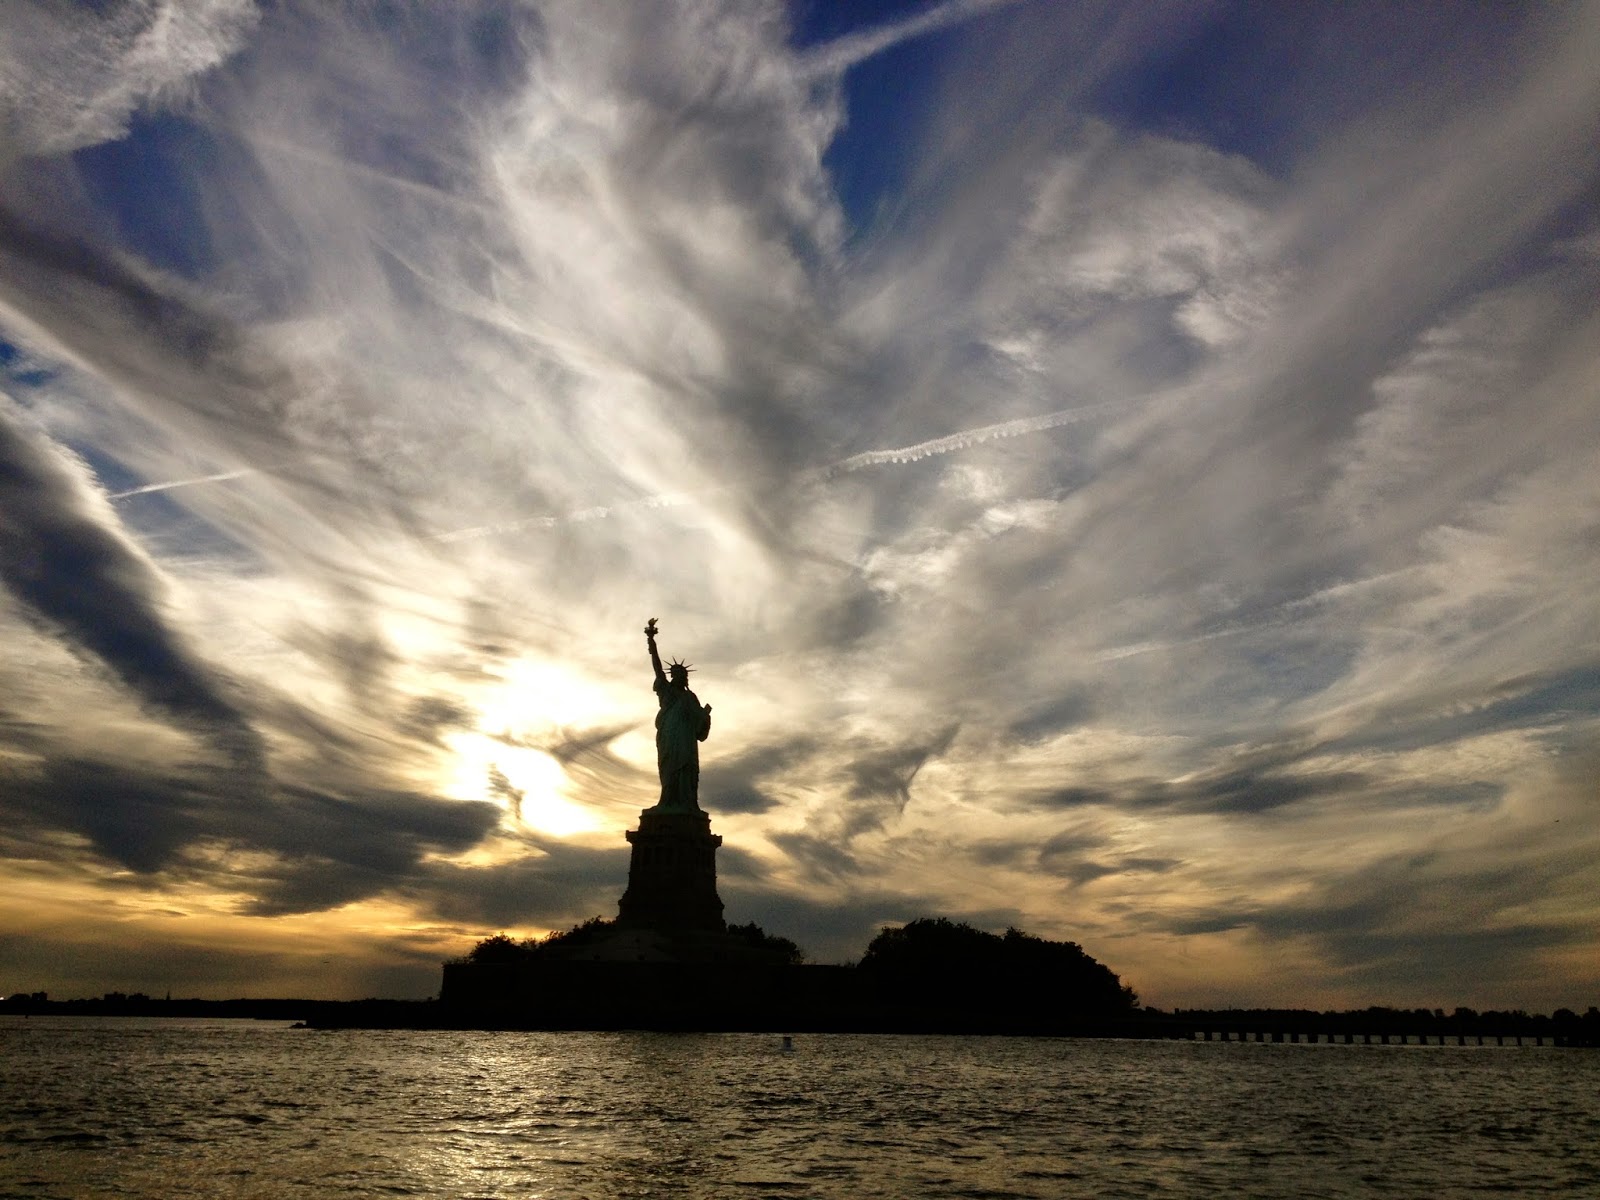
top-left (0, 0), bottom-right (1597, 1011)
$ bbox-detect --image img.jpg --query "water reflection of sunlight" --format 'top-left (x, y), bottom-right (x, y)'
top-left (442, 732), bottom-right (602, 836)
top-left (601, 1034), bottom-right (725, 1192)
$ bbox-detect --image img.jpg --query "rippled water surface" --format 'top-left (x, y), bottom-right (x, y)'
top-left (3, 1017), bottom-right (1598, 1198)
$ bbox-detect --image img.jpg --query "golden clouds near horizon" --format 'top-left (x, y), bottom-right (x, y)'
top-left (0, 874), bottom-right (479, 999)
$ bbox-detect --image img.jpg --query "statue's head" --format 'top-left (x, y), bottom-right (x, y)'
top-left (668, 659), bottom-right (691, 687)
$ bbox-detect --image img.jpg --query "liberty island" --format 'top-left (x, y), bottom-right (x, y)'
top-left (429, 620), bottom-right (1146, 1031)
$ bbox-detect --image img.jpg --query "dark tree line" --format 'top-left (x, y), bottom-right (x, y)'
top-left (463, 917), bottom-right (802, 965)
top-left (461, 916), bottom-right (1133, 1012)
top-left (858, 918), bottom-right (1139, 1016)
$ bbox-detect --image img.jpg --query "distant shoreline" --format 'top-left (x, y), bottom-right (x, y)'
top-left (5, 997), bottom-right (1595, 1046)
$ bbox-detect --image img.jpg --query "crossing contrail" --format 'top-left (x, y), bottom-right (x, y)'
top-left (820, 397), bottom-right (1130, 477)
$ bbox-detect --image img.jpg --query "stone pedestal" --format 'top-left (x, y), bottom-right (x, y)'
top-left (616, 806), bottom-right (725, 933)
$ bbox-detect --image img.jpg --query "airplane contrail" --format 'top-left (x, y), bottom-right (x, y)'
top-left (819, 397), bottom-right (1130, 477)
top-left (430, 395), bottom-right (1145, 543)
top-left (107, 468), bottom-right (256, 500)
top-left (800, 0), bottom-right (1026, 78)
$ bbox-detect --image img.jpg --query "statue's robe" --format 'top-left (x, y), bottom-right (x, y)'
top-left (653, 678), bottom-right (710, 811)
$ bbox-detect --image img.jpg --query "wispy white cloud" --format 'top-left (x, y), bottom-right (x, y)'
top-left (0, 0), bottom-right (258, 159)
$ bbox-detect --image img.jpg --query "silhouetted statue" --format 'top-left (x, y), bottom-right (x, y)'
top-left (645, 618), bottom-right (711, 812)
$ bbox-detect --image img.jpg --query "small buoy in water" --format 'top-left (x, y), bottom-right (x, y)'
top-left (780, 1035), bottom-right (794, 1052)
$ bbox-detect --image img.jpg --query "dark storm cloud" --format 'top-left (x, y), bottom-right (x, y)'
top-left (1085, 858), bottom-right (1179, 885)
top-left (761, 725), bottom-right (966, 880)
top-left (1030, 762), bottom-right (1371, 816)
top-left (701, 725), bottom-right (962, 825)
top-left (254, 784), bottom-right (499, 869)
top-left (486, 765), bottom-right (523, 821)
top-left (794, 576), bottom-right (889, 651)
top-left (1152, 844), bottom-right (1599, 1000)
top-left (700, 775), bottom-right (778, 815)
top-left (1325, 665), bottom-right (1600, 757)
top-left (1035, 785), bottom-right (1118, 810)
top-left (404, 840), bottom-right (628, 930)
top-left (242, 860), bottom-right (402, 917)
top-left (842, 722), bottom-right (959, 833)
top-left (1005, 690), bottom-right (1096, 742)
top-left (1037, 831), bottom-right (1106, 863)
top-left (0, 403), bottom-right (262, 766)
top-left (966, 836), bottom-right (1060, 868)
top-left (279, 622), bottom-right (398, 707)
top-left (397, 695), bottom-right (474, 746)
top-left (1265, 850), bottom-right (1597, 945)
top-left (768, 830), bottom-right (864, 883)
top-left (1037, 832), bottom-right (1182, 884)
top-left (711, 844), bottom-right (767, 881)
top-left (956, 830), bottom-right (1178, 886)
top-left (699, 736), bottom-right (820, 814)
top-left (541, 722), bottom-right (637, 766)
top-left (2, 758), bottom-right (213, 874)
top-left (1166, 912), bottom-right (1249, 937)
top-left (192, 779), bottom-right (501, 914)
top-left (1171, 767), bottom-right (1371, 815)
top-left (0, 751), bottom-right (500, 910)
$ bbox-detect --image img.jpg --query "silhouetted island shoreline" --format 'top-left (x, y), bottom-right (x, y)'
top-left (414, 915), bottom-right (1142, 1035)
top-left (6, 988), bottom-right (1596, 1048)
top-left (6, 915), bottom-right (1595, 1044)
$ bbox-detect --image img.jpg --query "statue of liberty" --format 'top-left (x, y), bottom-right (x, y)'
top-left (645, 618), bottom-right (711, 812)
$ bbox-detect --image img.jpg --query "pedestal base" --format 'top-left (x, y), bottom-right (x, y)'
top-left (616, 806), bottom-right (725, 933)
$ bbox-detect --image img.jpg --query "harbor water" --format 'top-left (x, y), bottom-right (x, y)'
top-left (3, 1017), bottom-right (1597, 1198)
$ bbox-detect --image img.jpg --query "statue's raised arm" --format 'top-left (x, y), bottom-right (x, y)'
top-left (645, 617), bottom-right (666, 687)
top-left (643, 618), bottom-right (711, 812)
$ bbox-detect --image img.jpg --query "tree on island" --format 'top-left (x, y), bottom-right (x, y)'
top-left (726, 921), bottom-right (805, 965)
top-left (464, 933), bottom-right (529, 963)
top-left (859, 917), bottom-right (1138, 1017)
top-left (462, 918), bottom-right (619, 964)
top-left (462, 917), bottom-right (804, 965)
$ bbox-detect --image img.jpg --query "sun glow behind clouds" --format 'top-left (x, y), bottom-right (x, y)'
top-left (443, 733), bottom-right (602, 838)
top-left (431, 654), bottom-right (647, 837)
top-left (474, 657), bottom-right (628, 736)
